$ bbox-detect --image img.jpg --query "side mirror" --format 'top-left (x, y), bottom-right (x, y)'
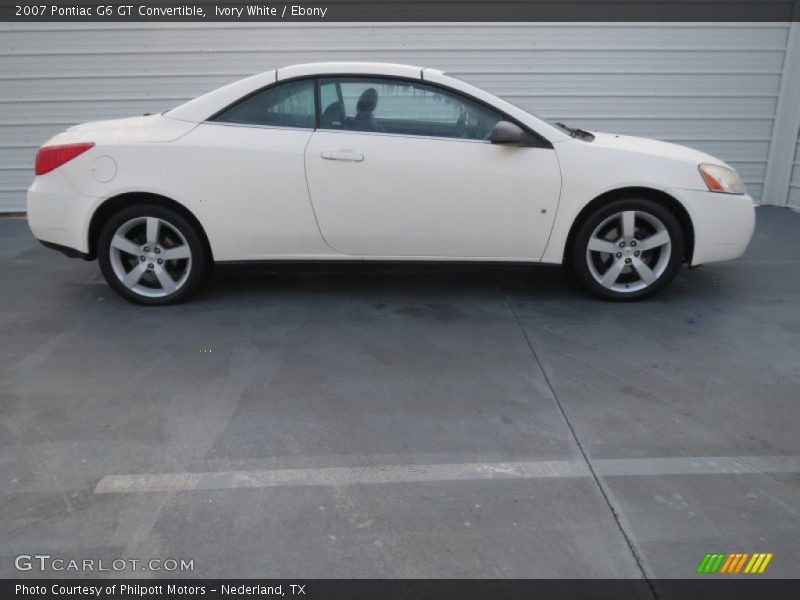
top-left (490, 120), bottom-right (529, 146)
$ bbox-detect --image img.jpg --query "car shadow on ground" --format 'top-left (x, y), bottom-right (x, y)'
top-left (200, 262), bottom-right (588, 303)
top-left (192, 260), bottom-right (737, 311)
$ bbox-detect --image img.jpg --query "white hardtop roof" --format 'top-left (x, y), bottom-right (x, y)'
top-left (278, 62), bottom-right (441, 80)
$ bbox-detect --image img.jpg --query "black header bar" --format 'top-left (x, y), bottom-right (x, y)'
top-left (2, 0), bottom-right (800, 22)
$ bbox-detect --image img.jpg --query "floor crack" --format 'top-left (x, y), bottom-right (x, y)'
top-left (494, 272), bottom-right (659, 599)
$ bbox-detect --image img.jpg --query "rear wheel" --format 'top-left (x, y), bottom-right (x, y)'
top-left (571, 198), bottom-right (684, 301)
top-left (98, 205), bottom-right (208, 305)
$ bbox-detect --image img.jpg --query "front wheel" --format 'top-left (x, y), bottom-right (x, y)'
top-left (571, 198), bottom-right (685, 301)
top-left (97, 205), bottom-right (208, 305)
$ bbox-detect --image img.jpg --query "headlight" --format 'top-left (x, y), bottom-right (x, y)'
top-left (698, 163), bottom-right (746, 195)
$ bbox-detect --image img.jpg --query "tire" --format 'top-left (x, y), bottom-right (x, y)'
top-left (97, 204), bottom-right (208, 305)
top-left (570, 198), bottom-right (685, 301)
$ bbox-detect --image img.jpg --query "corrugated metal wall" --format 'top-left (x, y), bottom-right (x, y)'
top-left (791, 132), bottom-right (800, 209)
top-left (0, 22), bottom-right (794, 212)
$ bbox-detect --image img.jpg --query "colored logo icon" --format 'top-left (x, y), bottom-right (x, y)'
top-left (697, 552), bottom-right (773, 574)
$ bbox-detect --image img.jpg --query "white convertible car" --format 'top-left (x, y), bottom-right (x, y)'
top-left (27, 62), bottom-right (755, 304)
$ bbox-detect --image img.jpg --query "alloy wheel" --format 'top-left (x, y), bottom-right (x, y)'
top-left (585, 210), bottom-right (672, 293)
top-left (108, 216), bottom-right (193, 298)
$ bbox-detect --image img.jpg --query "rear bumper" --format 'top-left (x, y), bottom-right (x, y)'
top-left (38, 239), bottom-right (91, 260)
top-left (667, 188), bottom-right (756, 266)
top-left (27, 171), bottom-right (96, 257)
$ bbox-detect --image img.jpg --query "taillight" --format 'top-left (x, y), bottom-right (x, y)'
top-left (35, 142), bottom-right (95, 176)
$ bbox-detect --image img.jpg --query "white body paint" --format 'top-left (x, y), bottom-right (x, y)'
top-left (27, 62), bottom-right (755, 266)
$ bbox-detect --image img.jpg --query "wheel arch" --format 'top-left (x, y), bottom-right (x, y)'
top-left (564, 187), bottom-right (694, 265)
top-left (87, 192), bottom-right (213, 262)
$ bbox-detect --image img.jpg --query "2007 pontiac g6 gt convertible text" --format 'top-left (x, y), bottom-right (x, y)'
top-left (27, 62), bottom-right (756, 304)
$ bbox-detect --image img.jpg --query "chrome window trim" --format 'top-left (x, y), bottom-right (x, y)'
top-left (203, 121), bottom-right (315, 132)
top-left (204, 121), bottom-right (495, 144)
top-left (315, 128), bottom-right (493, 145)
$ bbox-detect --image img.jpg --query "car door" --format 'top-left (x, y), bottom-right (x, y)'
top-left (173, 77), bottom-right (330, 260)
top-left (304, 76), bottom-right (562, 259)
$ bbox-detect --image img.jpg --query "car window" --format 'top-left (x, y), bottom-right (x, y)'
top-left (213, 79), bottom-right (315, 129)
top-left (317, 77), bottom-right (504, 141)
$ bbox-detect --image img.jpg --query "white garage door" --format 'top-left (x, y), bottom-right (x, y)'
top-left (0, 22), bottom-right (793, 212)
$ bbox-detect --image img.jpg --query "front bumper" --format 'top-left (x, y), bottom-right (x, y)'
top-left (667, 188), bottom-right (756, 266)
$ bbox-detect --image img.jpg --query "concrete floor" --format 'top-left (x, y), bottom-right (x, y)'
top-left (1, 206), bottom-right (799, 583)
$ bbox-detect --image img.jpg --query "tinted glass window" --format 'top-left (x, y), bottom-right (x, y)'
top-left (213, 79), bottom-right (315, 129)
top-left (318, 77), bottom-right (503, 141)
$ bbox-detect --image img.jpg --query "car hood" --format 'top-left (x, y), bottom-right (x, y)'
top-left (586, 132), bottom-right (730, 169)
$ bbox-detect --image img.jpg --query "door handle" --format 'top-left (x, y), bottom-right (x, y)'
top-left (321, 150), bottom-right (364, 162)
